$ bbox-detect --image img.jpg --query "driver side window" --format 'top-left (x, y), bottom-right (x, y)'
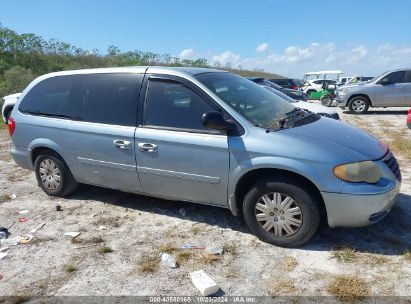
top-left (144, 79), bottom-right (217, 132)
top-left (384, 71), bottom-right (406, 84)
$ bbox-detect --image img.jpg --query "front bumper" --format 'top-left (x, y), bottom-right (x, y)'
top-left (322, 181), bottom-right (400, 228)
top-left (335, 91), bottom-right (349, 108)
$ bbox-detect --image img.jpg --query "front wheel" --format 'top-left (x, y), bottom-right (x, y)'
top-left (348, 96), bottom-right (369, 114)
top-left (242, 177), bottom-right (320, 247)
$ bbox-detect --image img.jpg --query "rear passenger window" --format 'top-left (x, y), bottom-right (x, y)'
top-left (19, 73), bottom-right (142, 126)
top-left (144, 79), bottom-right (215, 131)
top-left (73, 74), bottom-right (142, 126)
top-left (405, 71), bottom-right (411, 83)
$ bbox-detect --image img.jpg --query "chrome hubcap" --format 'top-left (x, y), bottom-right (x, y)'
top-left (39, 159), bottom-right (61, 190)
top-left (255, 193), bottom-right (303, 237)
top-left (352, 100), bottom-right (366, 112)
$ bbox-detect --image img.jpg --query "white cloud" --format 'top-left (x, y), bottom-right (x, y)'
top-left (256, 42), bottom-right (269, 52)
top-left (212, 50), bottom-right (240, 67)
top-left (179, 48), bottom-right (196, 59)
top-left (209, 42), bottom-right (411, 78)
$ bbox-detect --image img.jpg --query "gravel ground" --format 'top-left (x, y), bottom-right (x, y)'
top-left (0, 105), bottom-right (410, 298)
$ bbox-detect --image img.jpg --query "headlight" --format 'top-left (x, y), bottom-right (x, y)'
top-left (333, 161), bottom-right (382, 183)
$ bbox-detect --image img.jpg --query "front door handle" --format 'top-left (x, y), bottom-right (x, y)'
top-left (138, 143), bottom-right (158, 152)
top-left (113, 140), bottom-right (132, 149)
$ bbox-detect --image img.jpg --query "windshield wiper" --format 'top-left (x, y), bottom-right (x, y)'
top-left (265, 108), bottom-right (311, 132)
top-left (24, 110), bottom-right (72, 119)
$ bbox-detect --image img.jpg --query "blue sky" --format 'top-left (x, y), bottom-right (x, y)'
top-left (1, 0), bottom-right (411, 77)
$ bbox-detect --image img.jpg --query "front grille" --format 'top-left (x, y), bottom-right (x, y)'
top-left (382, 151), bottom-right (401, 181)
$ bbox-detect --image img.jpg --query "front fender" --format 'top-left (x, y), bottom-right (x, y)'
top-left (228, 155), bottom-right (343, 198)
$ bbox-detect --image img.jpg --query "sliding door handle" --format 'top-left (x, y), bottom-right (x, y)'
top-left (113, 140), bottom-right (132, 149)
top-left (138, 143), bottom-right (158, 152)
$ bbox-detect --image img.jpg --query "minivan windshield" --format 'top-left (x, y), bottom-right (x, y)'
top-left (195, 72), bottom-right (300, 129)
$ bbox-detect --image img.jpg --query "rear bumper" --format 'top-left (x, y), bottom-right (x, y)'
top-left (322, 182), bottom-right (401, 228)
top-left (10, 146), bottom-right (33, 171)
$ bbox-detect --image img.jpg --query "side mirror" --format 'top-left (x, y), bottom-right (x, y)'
top-left (201, 112), bottom-right (236, 133)
top-left (379, 77), bottom-right (391, 85)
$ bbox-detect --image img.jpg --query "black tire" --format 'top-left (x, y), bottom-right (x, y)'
top-left (348, 96), bottom-right (369, 114)
top-left (4, 107), bottom-right (12, 124)
top-left (34, 150), bottom-right (77, 197)
top-left (320, 94), bottom-right (333, 107)
top-left (306, 90), bottom-right (315, 99)
top-left (242, 177), bottom-right (320, 247)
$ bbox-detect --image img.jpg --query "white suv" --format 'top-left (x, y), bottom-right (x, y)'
top-left (2, 92), bottom-right (21, 123)
top-left (302, 80), bottom-right (337, 96)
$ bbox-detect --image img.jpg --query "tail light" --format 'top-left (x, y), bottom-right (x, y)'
top-left (8, 117), bottom-right (16, 136)
top-left (407, 109), bottom-right (411, 123)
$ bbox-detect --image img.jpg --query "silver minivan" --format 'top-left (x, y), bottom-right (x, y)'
top-left (9, 67), bottom-right (401, 247)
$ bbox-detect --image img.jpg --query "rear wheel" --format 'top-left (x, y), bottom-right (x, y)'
top-left (348, 96), bottom-right (369, 114)
top-left (4, 107), bottom-right (12, 124)
top-left (242, 177), bottom-right (320, 247)
top-left (320, 94), bottom-right (333, 107)
top-left (34, 151), bottom-right (77, 197)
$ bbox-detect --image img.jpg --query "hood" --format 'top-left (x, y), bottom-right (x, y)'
top-left (294, 101), bottom-right (337, 115)
top-left (339, 82), bottom-right (364, 89)
top-left (258, 117), bottom-right (387, 165)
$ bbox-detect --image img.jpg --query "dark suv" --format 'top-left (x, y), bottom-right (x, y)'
top-left (247, 77), bottom-right (307, 101)
top-left (270, 78), bottom-right (300, 90)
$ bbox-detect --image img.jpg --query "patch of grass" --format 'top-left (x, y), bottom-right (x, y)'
top-left (138, 254), bottom-right (159, 274)
top-left (71, 236), bottom-right (103, 244)
top-left (223, 243), bottom-right (238, 256)
top-left (196, 253), bottom-right (221, 265)
top-left (63, 264), bottom-right (78, 273)
top-left (390, 136), bottom-right (411, 160)
top-left (266, 278), bottom-right (296, 296)
top-left (331, 246), bottom-right (357, 263)
top-left (98, 246), bottom-right (113, 254)
top-left (403, 251), bottom-right (411, 262)
top-left (158, 243), bottom-right (178, 254)
top-left (94, 216), bottom-right (122, 228)
top-left (328, 275), bottom-right (370, 300)
top-left (363, 253), bottom-right (388, 266)
top-left (191, 226), bottom-right (203, 235)
top-left (280, 256), bottom-right (298, 271)
top-left (175, 250), bottom-right (194, 265)
top-left (29, 236), bottom-right (55, 245)
top-left (223, 267), bottom-right (238, 278)
top-left (0, 193), bottom-right (10, 203)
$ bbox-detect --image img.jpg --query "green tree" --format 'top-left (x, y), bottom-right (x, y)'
top-left (3, 66), bottom-right (35, 95)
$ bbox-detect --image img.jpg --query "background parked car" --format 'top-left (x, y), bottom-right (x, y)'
top-left (247, 77), bottom-right (307, 101)
top-left (302, 79), bottom-right (337, 98)
top-left (336, 68), bottom-right (411, 114)
top-left (270, 78), bottom-right (300, 90)
top-left (264, 86), bottom-right (340, 119)
top-left (2, 92), bottom-right (21, 123)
